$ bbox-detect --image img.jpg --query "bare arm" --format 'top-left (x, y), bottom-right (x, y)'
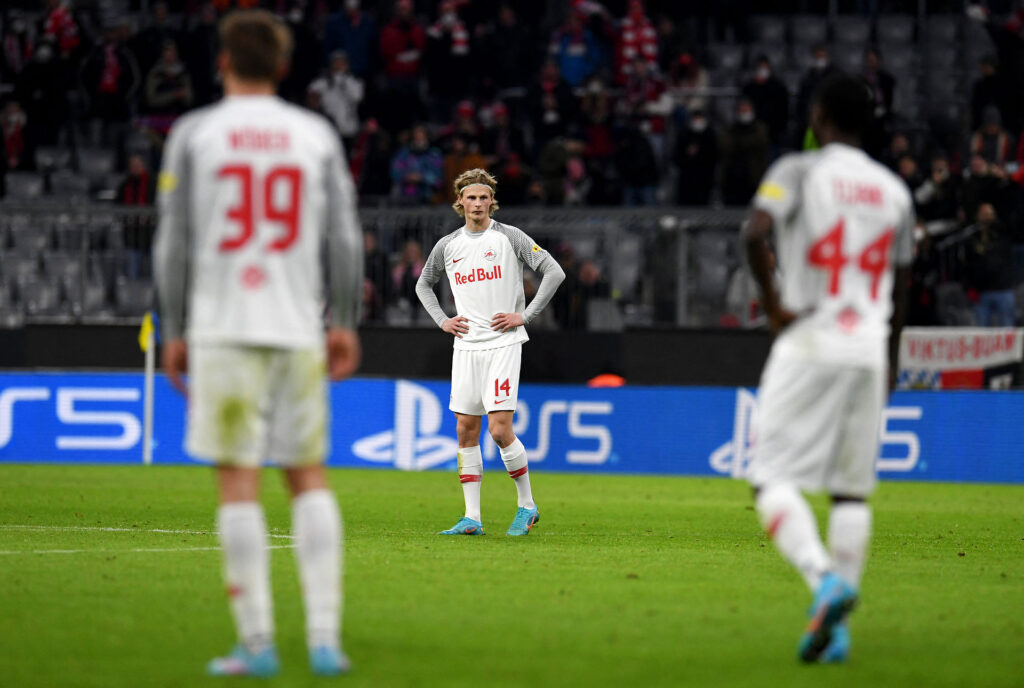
top-left (743, 209), bottom-right (794, 334)
top-left (889, 265), bottom-right (910, 392)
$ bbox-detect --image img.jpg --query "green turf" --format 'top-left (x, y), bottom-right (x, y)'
top-left (0, 466), bottom-right (1020, 688)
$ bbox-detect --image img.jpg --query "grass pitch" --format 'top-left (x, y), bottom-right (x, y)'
top-left (0, 466), bottom-right (1020, 688)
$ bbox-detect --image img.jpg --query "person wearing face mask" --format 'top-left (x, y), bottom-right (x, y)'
top-left (795, 44), bottom-right (836, 148)
top-left (390, 123), bottom-right (443, 204)
top-left (378, 0), bottom-right (426, 134)
top-left (720, 98), bottom-right (769, 206)
top-left (323, 0), bottom-right (378, 81)
top-left (425, 0), bottom-right (473, 121)
top-left (308, 51), bottom-right (364, 148)
top-left (673, 109), bottom-right (717, 205)
top-left (741, 55), bottom-right (789, 152)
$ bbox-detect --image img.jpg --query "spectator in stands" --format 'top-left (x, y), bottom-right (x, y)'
top-left (391, 239), bottom-right (425, 306)
top-left (323, 0), bottom-right (378, 80)
top-left (614, 0), bottom-right (658, 85)
top-left (118, 154), bottom-right (155, 279)
top-left (579, 78), bottom-right (618, 204)
top-left (571, 259), bottom-right (612, 329)
top-left (914, 153), bottom-right (961, 236)
top-left (442, 136), bottom-right (487, 203)
top-left (425, 1), bottom-right (473, 121)
top-left (971, 54), bottom-right (1001, 131)
top-left (622, 55), bottom-right (668, 157)
top-left (1, 100), bottom-right (30, 171)
top-left (362, 230), bottom-right (389, 321)
top-left (968, 3), bottom-right (1024, 132)
top-left (795, 44), bottom-right (836, 144)
top-left (538, 136), bottom-right (589, 206)
top-left (1, 12), bottom-right (35, 89)
top-left (548, 8), bottom-right (601, 88)
top-left (79, 20), bottom-right (141, 151)
top-left (908, 226), bottom-right (940, 326)
top-left (673, 109), bottom-right (717, 205)
top-left (897, 154), bottom-right (924, 191)
top-left (528, 60), bottom-right (578, 151)
top-left (960, 153), bottom-right (1015, 224)
top-left (480, 102), bottom-right (527, 168)
top-left (861, 46), bottom-right (895, 160)
top-left (436, 100), bottom-right (481, 151)
top-left (493, 152), bottom-right (533, 206)
top-left (132, 2), bottom-right (181, 78)
top-left (350, 117), bottom-right (392, 198)
top-left (741, 54), bottom-right (789, 152)
top-left (968, 106), bottom-right (1016, 166)
top-left (144, 41), bottom-right (193, 116)
top-left (474, 4), bottom-right (536, 93)
top-left (279, 4), bottom-right (323, 104)
top-left (615, 117), bottom-right (659, 206)
top-left (881, 131), bottom-right (913, 173)
top-left (42, 0), bottom-right (79, 61)
top-left (390, 124), bottom-right (442, 204)
top-left (719, 98), bottom-right (769, 206)
top-left (182, 3), bottom-right (220, 107)
top-left (378, 0), bottom-right (426, 134)
top-left (654, 14), bottom-right (687, 74)
top-left (965, 203), bottom-right (1016, 326)
top-left (667, 53), bottom-right (709, 122)
top-left (14, 40), bottom-right (68, 147)
top-left (308, 51), bottom-right (364, 148)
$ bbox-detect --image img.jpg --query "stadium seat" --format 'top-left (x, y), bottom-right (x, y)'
top-left (4, 172), bottom-right (45, 200)
top-left (875, 15), bottom-right (915, 44)
top-left (586, 298), bottom-right (624, 332)
top-left (50, 170), bottom-right (93, 200)
top-left (19, 276), bottom-right (65, 318)
top-left (77, 148), bottom-right (117, 181)
top-left (34, 146), bottom-right (73, 172)
top-left (43, 252), bottom-right (85, 285)
top-left (791, 15), bottom-right (828, 45)
top-left (748, 43), bottom-right (789, 72)
top-left (925, 15), bottom-right (958, 44)
top-left (925, 45), bottom-right (959, 72)
top-left (709, 43), bottom-right (745, 74)
top-left (881, 44), bottom-right (918, 74)
top-left (9, 226), bottom-right (52, 253)
top-left (0, 253), bottom-right (40, 283)
top-left (935, 282), bottom-right (976, 326)
top-left (834, 45), bottom-right (865, 73)
top-left (832, 15), bottom-right (872, 45)
top-left (749, 15), bottom-right (787, 44)
top-left (114, 278), bottom-right (154, 317)
top-left (73, 279), bottom-right (114, 319)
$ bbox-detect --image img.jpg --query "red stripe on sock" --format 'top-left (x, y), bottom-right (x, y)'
top-left (459, 474), bottom-right (482, 483)
top-left (508, 466), bottom-right (528, 479)
top-left (767, 511), bottom-right (786, 537)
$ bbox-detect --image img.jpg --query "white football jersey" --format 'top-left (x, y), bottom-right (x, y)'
top-left (157, 95), bottom-right (359, 348)
top-left (753, 143), bottom-right (915, 369)
top-left (420, 220), bottom-right (548, 350)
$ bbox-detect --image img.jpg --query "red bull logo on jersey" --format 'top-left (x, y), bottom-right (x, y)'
top-left (483, 248), bottom-right (496, 261)
top-left (454, 265), bottom-right (503, 285)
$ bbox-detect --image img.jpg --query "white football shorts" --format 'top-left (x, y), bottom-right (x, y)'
top-left (449, 343), bottom-right (522, 415)
top-left (187, 343), bottom-right (328, 467)
top-left (747, 351), bottom-right (886, 498)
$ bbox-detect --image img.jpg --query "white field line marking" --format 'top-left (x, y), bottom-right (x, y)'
top-left (0, 524), bottom-right (294, 540)
top-left (0, 544), bottom-right (295, 556)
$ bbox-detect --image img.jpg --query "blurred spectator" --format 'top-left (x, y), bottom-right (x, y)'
top-left (570, 259), bottom-right (612, 329)
top-left (741, 54), bottom-right (789, 150)
top-left (882, 131), bottom-right (912, 173)
top-left (132, 2), bottom-right (181, 78)
top-left (725, 250), bottom-right (775, 328)
top-left (475, 4), bottom-right (536, 93)
top-left (425, 0), bottom-right (473, 120)
top-left (390, 124), bottom-right (442, 204)
top-left (654, 14), bottom-right (686, 74)
top-left (668, 53), bottom-right (709, 120)
top-left (323, 0), bottom-right (378, 80)
top-left (795, 44), bottom-right (837, 144)
top-left (548, 8), bottom-right (601, 88)
top-left (442, 136), bottom-right (487, 203)
top-left (480, 102), bottom-right (527, 167)
top-left (391, 239), bottom-right (425, 305)
top-left (350, 118), bottom-right (392, 198)
top-left (673, 109), bottom-right (717, 205)
top-left (42, 0), bottom-right (79, 61)
top-left (579, 78), bottom-right (618, 204)
top-left (279, 4), bottom-right (323, 104)
top-left (968, 3), bottom-right (1024, 132)
top-left (971, 54), bottom-right (1001, 131)
top-left (15, 40), bottom-right (68, 148)
top-left (622, 56), bottom-right (668, 154)
top-left (144, 41), bottom-right (193, 116)
top-left (538, 137), bottom-right (589, 206)
top-left (1, 100), bottom-right (30, 171)
top-left (960, 153), bottom-right (1015, 224)
top-left (552, 243), bottom-right (580, 327)
top-left (79, 22), bottom-right (140, 150)
top-left (378, 0), bottom-right (426, 134)
top-left (436, 100), bottom-right (481, 151)
top-left (615, 118), bottom-right (659, 206)
top-left (914, 153), bottom-right (961, 235)
top-left (1, 12), bottom-right (35, 88)
top-left (614, 0), bottom-right (658, 85)
top-left (528, 60), bottom-right (578, 150)
top-left (908, 226), bottom-right (941, 326)
top-left (968, 106), bottom-right (1015, 166)
top-left (362, 230), bottom-right (389, 321)
top-left (861, 46), bottom-right (895, 160)
top-left (719, 98), bottom-right (769, 206)
top-left (965, 203), bottom-right (1016, 326)
top-left (897, 154), bottom-right (924, 190)
top-left (182, 3), bottom-right (220, 107)
top-left (118, 154), bottom-right (156, 279)
top-left (493, 153), bottom-right (533, 206)
top-left (308, 51), bottom-right (364, 146)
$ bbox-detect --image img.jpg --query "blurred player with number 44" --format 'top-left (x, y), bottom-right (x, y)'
top-left (743, 73), bottom-right (914, 664)
top-left (416, 169), bottom-right (565, 536)
top-left (153, 10), bottom-right (363, 678)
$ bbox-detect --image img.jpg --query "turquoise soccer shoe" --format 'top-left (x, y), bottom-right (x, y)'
top-left (310, 645), bottom-right (351, 676)
top-left (819, 622), bottom-right (851, 663)
top-left (797, 572), bottom-right (858, 663)
top-left (206, 644), bottom-right (279, 677)
top-left (439, 517), bottom-right (485, 535)
top-left (506, 506), bottom-right (540, 536)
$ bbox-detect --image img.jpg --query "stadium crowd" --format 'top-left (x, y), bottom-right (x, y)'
top-left (2, 0), bottom-right (1024, 328)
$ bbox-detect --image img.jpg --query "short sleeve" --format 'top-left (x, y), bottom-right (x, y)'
top-left (751, 153), bottom-right (807, 229)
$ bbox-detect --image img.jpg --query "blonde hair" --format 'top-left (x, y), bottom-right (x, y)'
top-left (452, 168), bottom-right (499, 217)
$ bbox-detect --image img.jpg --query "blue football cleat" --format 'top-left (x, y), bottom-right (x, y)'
top-left (206, 644), bottom-right (279, 677)
top-left (797, 572), bottom-right (858, 663)
top-left (439, 516), bottom-right (485, 535)
top-left (506, 506), bottom-right (540, 536)
top-left (819, 623), bottom-right (850, 663)
top-left (310, 645), bottom-right (351, 676)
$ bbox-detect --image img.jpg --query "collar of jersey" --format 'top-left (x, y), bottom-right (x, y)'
top-left (461, 220), bottom-right (494, 238)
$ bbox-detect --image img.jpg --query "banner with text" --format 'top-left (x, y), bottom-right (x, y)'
top-left (898, 327), bottom-right (1024, 390)
top-left (0, 373), bottom-right (1021, 484)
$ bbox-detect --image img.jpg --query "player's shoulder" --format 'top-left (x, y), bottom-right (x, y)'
top-left (166, 103), bottom-right (220, 144)
top-left (865, 156), bottom-right (913, 208)
top-left (434, 226), bottom-right (464, 253)
top-left (489, 220), bottom-right (530, 244)
top-left (771, 149), bottom-right (822, 177)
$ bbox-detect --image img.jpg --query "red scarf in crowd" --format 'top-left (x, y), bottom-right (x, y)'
top-left (123, 171), bottom-right (150, 205)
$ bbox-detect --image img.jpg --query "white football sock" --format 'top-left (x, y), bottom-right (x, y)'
top-left (499, 438), bottom-right (535, 509)
top-left (292, 489), bottom-right (343, 651)
top-left (828, 501), bottom-right (872, 588)
top-left (756, 483), bottom-right (831, 592)
top-left (217, 501), bottom-right (273, 653)
top-left (457, 445), bottom-right (483, 522)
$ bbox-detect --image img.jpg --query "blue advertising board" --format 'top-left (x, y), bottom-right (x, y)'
top-left (0, 372), bottom-right (1021, 484)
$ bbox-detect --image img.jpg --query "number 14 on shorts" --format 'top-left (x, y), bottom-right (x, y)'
top-left (494, 378), bottom-right (511, 398)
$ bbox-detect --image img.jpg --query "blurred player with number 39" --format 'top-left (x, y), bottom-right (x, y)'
top-left (743, 73), bottom-right (914, 664)
top-left (153, 10), bottom-right (362, 678)
top-left (416, 169), bottom-right (565, 537)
